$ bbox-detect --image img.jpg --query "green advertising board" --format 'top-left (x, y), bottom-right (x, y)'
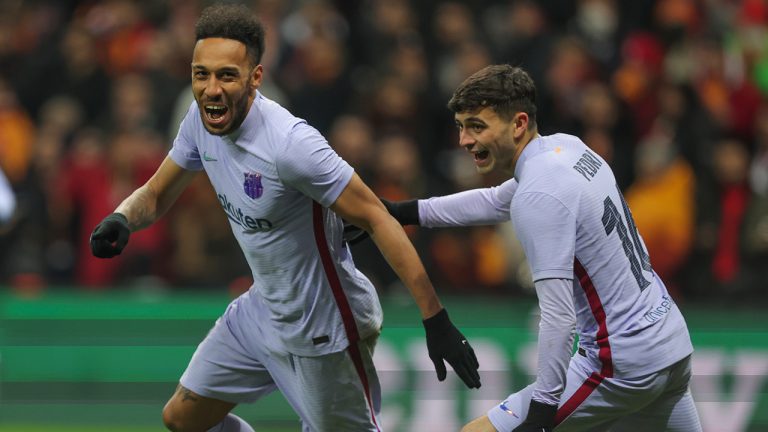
top-left (0, 291), bottom-right (766, 431)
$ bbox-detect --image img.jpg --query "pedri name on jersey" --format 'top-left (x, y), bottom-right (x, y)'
top-left (573, 150), bottom-right (603, 181)
top-left (217, 193), bottom-right (273, 233)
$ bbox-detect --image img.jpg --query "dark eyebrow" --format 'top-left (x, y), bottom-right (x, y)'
top-left (191, 65), bottom-right (240, 74)
top-left (463, 117), bottom-right (486, 125)
top-left (217, 67), bottom-right (240, 74)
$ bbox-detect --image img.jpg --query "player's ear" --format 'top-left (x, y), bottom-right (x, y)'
top-left (249, 64), bottom-right (263, 91)
top-left (513, 112), bottom-right (529, 138)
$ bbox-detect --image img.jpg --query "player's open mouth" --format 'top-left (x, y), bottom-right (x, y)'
top-left (204, 105), bottom-right (230, 126)
top-left (474, 151), bottom-right (490, 163)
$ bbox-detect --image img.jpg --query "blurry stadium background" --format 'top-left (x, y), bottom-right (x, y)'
top-left (1, 0), bottom-right (767, 431)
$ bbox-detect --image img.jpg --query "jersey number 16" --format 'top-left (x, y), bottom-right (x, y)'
top-left (601, 185), bottom-right (652, 291)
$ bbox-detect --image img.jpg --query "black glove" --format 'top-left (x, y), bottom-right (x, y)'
top-left (511, 400), bottom-right (557, 432)
top-left (381, 198), bottom-right (419, 226)
top-left (342, 198), bottom-right (420, 245)
top-left (90, 213), bottom-right (131, 258)
top-left (423, 308), bottom-right (481, 389)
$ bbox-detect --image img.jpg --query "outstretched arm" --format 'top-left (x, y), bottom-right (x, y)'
top-left (343, 178), bottom-right (518, 244)
top-left (418, 178), bottom-right (518, 227)
top-left (116, 156), bottom-right (198, 230)
top-left (331, 173), bottom-right (481, 389)
top-left (91, 156), bottom-right (198, 258)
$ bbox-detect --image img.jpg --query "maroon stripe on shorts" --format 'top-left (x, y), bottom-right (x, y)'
top-left (555, 372), bottom-right (604, 425)
top-left (312, 202), bottom-right (380, 431)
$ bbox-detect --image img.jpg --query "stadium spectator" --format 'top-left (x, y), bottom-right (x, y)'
top-left (0, 77), bottom-right (35, 186)
top-left (55, 128), bottom-right (168, 288)
top-left (328, 114), bottom-right (376, 182)
top-left (624, 124), bottom-right (696, 298)
top-left (690, 137), bottom-right (754, 297)
top-left (575, 81), bottom-right (635, 190)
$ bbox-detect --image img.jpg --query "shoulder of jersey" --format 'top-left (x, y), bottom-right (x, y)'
top-left (259, 97), bottom-right (306, 142)
top-left (533, 134), bottom-right (582, 163)
top-left (521, 134), bottom-right (588, 186)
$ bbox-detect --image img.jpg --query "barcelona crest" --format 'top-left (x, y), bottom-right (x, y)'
top-left (243, 172), bottom-right (264, 199)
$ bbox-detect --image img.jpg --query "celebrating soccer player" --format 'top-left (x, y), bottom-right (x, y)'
top-left (372, 65), bottom-right (703, 432)
top-left (89, 4), bottom-right (480, 431)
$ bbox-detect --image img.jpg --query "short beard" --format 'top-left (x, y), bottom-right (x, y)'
top-left (200, 90), bottom-right (251, 136)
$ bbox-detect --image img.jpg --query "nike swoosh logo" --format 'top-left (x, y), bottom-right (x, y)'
top-left (203, 152), bottom-right (217, 162)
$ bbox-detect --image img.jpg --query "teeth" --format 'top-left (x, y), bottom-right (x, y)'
top-left (205, 105), bottom-right (225, 111)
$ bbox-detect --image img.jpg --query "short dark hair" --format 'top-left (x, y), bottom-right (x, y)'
top-left (195, 4), bottom-right (266, 66)
top-left (448, 65), bottom-right (537, 127)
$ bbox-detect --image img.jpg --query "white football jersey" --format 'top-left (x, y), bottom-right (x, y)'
top-left (511, 133), bottom-right (693, 378)
top-left (419, 133), bottom-right (693, 379)
top-left (169, 92), bottom-right (382, 356)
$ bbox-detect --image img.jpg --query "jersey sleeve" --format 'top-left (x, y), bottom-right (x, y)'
top-left (168, 102), bottom-right (204, 171)
top-left (532, 278), bottom-right (576, 406)
top-left (418, 178), bottom-right (518, 227)
top-left (277, 122), bottom-right (354, 207)
top-left (512, 191), bottom-right (576, 281)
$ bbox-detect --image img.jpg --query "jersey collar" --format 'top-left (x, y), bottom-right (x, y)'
top-left (513, 134), bottom-right (544, 182)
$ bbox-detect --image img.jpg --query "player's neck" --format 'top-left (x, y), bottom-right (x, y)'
top-left (508, 127), bottom-right (538, 175)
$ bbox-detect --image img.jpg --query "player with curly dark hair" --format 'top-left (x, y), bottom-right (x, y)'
top-left (90, 4), bottom-right (481, 432)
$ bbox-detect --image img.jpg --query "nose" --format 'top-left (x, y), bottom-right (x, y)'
top-left (458, 129), bottom-right (475, 149)
top-left (204, 76), bottom-right (223, 99)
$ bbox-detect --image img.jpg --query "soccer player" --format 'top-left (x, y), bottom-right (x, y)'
top-left (374, 65), bottom-right (703, 431)
top-left (89, 5), bottom-right (480, 432)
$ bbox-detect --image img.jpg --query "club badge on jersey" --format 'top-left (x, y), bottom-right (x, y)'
top-left (244, 172), bottom-right (264, 199)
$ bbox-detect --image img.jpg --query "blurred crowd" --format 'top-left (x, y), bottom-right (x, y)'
top-left (1, 0), bottom-right (767, 303)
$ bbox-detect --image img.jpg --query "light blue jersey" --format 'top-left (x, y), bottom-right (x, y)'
top-left (420, 134), bottom-right (693, 379)
top-left (511, 134), bottom-right (693, 379)
top-left (169, 92), bottom-right (382, 356)
top-left (420, 133), bottom-right (700, 430)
